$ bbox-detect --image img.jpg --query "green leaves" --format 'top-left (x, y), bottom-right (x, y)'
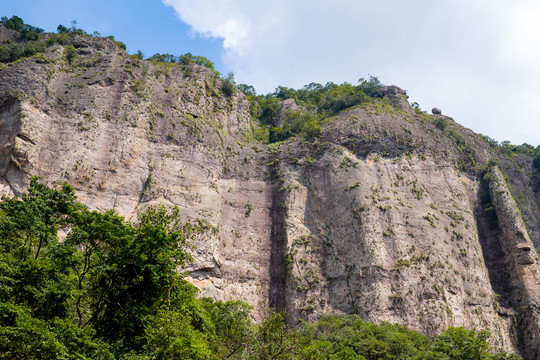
top-left (432, 327), bottom-right (490, 360)
top-left (245, 77), bottom-right (384, 143)
top-left (148, 52), bottom-right (216, 71)
top-left (141, 309), bottom-right (214, 360)
top-left (0, 16), bottom-right (44, 39)
top-left (0, 179), bottom-right (205, 357)
top-left (65, 45), bottom-right (78, 64)
top-left (298, 316), bottom-right (515, 360)
top-left (0, 303), bottom-right (114, 360)
top-left (0, 179), bottom-right (524, 359)
top-left (0, 178), bottom-right (78, 320)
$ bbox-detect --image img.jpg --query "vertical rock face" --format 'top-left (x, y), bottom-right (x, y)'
top-left (0, 35), bottom-right (275, 318)
top-left (2, 32), bottom-right (540, 357)
top-left (269, 140), bottom-right (516, 352)
top-left (488, 166), bottom-right (540, 305)
top-left (488, 166), bottom-right (540, 358)
top-left (0, 95), bottom-right (21, 177)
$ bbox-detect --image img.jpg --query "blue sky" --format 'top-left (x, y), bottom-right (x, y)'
top-left (2, 1), bottom-right (540, 145)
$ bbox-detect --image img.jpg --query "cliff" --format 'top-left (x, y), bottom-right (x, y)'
top-left (2, 27), bottom-right (540, 358)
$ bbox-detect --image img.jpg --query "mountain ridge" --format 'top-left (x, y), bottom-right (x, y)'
top-left (2, 21), bottom-right (540, 358)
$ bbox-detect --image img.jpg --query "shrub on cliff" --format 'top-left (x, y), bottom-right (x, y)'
top-left (243, 77), bottom-right (383, 143)
top-left (1, 15), bottom-right (44, 40)
top-left (148, 51), bottom-right (216, 72)
top-left (65, 45), bottom-right (77, 64)
top-left (221, 72), bottom-right (236, 97)
top-left (0, 41), bottom-right (47, 63)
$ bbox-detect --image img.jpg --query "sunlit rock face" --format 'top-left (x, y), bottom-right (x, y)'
top-left (2, 28), bottom-right (540, 357)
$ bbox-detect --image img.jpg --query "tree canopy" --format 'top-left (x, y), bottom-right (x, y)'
top-left (241, 76), bottom-right (384, 143)
top-left (1, 15), bottom-right (44, 40)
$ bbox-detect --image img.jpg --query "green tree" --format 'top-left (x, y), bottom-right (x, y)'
top-left (1, 15), bottom-right (25, 31)
top-left (358, 76), bottom-right (383, 98)
top-left (141, 308), bottom-right (214, 360)
top-left (238, 83), bottom-right (257, 96)
top-left (0, 179), bottom-right (79, 320)
top-left (57, 205), bottom-right (197, 353)
top-left (243, 311), bottom-right (300, 360)
top-left (202, 299), bottom-right (253, 357)
top-left (149, 53), bottom-right (177, 63)
top-left (221, 72), bottom-right (236, 97)
top-left (1, 15), bottom-right (44, 40)
top-left (132, 50), bottom-right (144, 60)
top-left (432, 327), bottom-right (491, 360)
top-left (57, 24), bottom-right (69, 33)
top-left (0, 179), bottom-right (208, 357)
top-left (65, 45), bottom-right (78, 64)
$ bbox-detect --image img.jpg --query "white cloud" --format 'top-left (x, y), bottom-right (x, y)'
top-left (163, 0), bottom-right (540, 144)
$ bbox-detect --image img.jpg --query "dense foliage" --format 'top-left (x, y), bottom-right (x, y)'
top-left (0, 16), bottom-right (48, 62)
top-left (0, 178), bottom-right (207, 358)
top-left (0, 40), bottom-right (47, 63)
top-left (479, 135), bottom-right (540, 170)
top-left (147, 51), bottom-right (216, 72)
top-left (0, 16), bottom-right (127, 64)
top-left (1, 15), bottom-right (44, 40)
top-left (240, 76), bottom-right (384, 143)
top-left (0, 180), bottom-right (522, 359)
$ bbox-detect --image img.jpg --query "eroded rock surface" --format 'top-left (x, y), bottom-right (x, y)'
top-left (2, 31), bottom-right (540, 357)
top-left (488, 166), bottom-right (540, 359)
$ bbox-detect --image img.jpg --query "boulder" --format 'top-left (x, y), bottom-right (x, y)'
top-left (276, 98), bottom-right (301, 127)
top-left (380, 85), bottom-right (407, 97)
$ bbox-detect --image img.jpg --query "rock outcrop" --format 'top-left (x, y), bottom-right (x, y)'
top-left (276, 98), bottom-right (301, 127)
top-left (0, 95), bottom-right (21, 177)
top-left (2, 30), bottom-right (540, 358)
top-left (488, 166), bottom-right (540, 359)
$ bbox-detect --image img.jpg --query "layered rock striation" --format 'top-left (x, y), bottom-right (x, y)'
top-left (488, 166), bottom-right (540, 359)
top-left (2, 29), bottom-right (540, 357)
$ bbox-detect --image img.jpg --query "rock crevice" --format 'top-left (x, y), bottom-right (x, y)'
top-left (488, 166), bottom-right (540, 358)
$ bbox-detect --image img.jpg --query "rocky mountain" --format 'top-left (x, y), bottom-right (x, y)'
top-left (2, 25), bottom-right (540, 358)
